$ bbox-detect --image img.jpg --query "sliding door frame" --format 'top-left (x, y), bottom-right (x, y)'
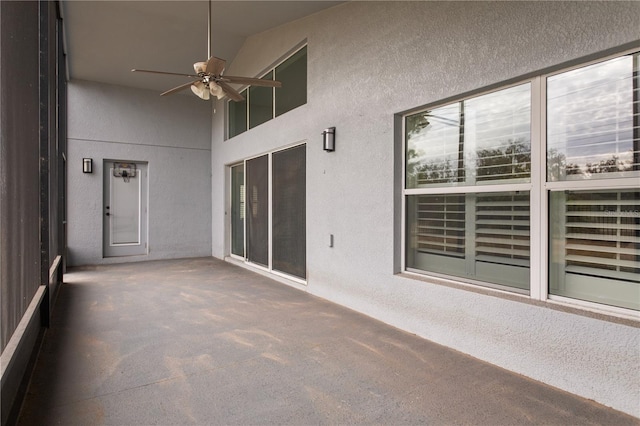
top-left (228, 142), bottom-right (307, 284)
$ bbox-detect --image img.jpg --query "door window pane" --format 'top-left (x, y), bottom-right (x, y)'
top-left (110, 173), bottom-right (140, 244)
top-left (547, 53), bottom-right (640, 181)
top-left (228, 89), bottom-right (247, 138)
top-left (246, 155), bottom-right (269, 267)
top-left (549, 189), bottom-right (640, 310)
top-left (272, 145), bottom-right (306, 278)
top-left (231, 164), bottom-right (245, 257)
top-left (275, 46), bottom-right (307, 117)
top-left (249, 71), bottom-right (273, 129)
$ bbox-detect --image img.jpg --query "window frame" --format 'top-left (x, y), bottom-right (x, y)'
top-left (401, 47), bottom-right (640, 318)
top-left (226, 44), bottom-right (307, 139)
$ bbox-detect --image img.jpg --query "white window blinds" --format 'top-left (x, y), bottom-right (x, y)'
top-left (564, 190), bottom-right (639, 282)
top-left (475, 192), bottom-right (530, 268)
top-left (414, 194), bottom-right (465, 258)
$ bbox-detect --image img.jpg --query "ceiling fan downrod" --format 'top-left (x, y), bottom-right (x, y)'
top-left (208, 0), bottom-right (212, 59)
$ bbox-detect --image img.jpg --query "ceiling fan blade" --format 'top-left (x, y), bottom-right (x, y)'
top-left (205, 57), bottom-right (226, 76)
top-left (220, 76), bottom-right (282, 88)
top-left (160, 81), bottom-right (198, 96)
top-left (217, 81), bottom-right (245, 102)
top-left (132, 69), bottom-right (199, 78)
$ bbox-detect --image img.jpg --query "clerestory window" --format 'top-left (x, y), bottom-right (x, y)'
top-left (228, 45), bottom-right (307, 138)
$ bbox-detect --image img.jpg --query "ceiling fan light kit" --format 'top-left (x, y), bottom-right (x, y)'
top-left (191, 81), bottom-right (210, 100)
top-left (131, 0), bottom-right (281, 102)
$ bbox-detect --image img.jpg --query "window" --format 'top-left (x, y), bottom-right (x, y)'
top-left (403, 50), bottom-right (639, 312)
top-left (246, 155), bottom-right (269, 267)
top-left (272, 146), bottom-right (306, 278)
top-left (228, 90), bottom-right (247, 138)
top-left (230, 144), bottom-right (307, 280)
top-left (406, 83), bottom-right (532, 291)
top-left (275, 46), bottom-right (307, 116)
top-left (230, 164), bottom-right (245, 257)
top-left (547, 52), bottom-right (639, 310)
top-left (249, 71), bottom-right (274, 129)
top-left (228, 46), bottom-right (307, 138)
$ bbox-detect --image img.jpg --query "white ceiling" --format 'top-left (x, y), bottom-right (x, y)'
top-left (61, 1), bottom-right (342, 93)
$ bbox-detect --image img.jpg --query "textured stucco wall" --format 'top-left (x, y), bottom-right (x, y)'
top-left (211, 1), bottom-right (640, 417)
top-left (68, 80), bottom-right (212, 266)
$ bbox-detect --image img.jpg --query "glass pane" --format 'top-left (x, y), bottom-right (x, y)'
top-left (466, 84), bottom-right (531, 183)
top-left (406, 83), bottom-right (531, 188)
top-left (406, 191), bottom-right (530, 290)
top-left (246, 155), bottom-right (269, 267)
top-left (549, 189), bottom-right (640, 310)
top-left (231, 164), bottom-right (245, 257)
top-left (249, 71), bottom-right (274, 129)
top-left (110, 173), bottom-right (140, 244)
top-left (275, 46), bottom-right (307, 117)
top-left (547, 53), bottom-right (640, 181)
top-left (228, 90), bottom-right (247, 138)
top-left (474, 191), bottom-right (530, 290)
top-left (406, 103), bottom-right (463, 187)
top-left (272, 145), bottom-right (306, 279)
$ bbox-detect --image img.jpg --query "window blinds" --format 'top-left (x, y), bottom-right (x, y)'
top-left (563, 190), bottom-right (639, 283)
top-left (475, 192), bottom-right (530, 267)
top-left (414, 194), bottom-right (465, 258)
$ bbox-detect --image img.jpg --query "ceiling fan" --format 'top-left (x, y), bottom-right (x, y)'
top-left (131, 1), bottom-right (281, 101)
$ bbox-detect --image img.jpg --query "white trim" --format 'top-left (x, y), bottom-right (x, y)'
top-left (529, 76), bottom-right (543, 300)
top-left (400, 116), bottom-right (407, 273)
top-left (403, 269), bottom-right (530, 297)
top-left (402, 80), bottom-right (535, 119)
top-left (545, 177), bottom-right (640, 191)
top-left (243, 159), bottom-right (247, 260)
top-left (271, 269), bottom-right (307, 286)
top-left (537, 75), bottom-right (549, 302)
top-left (544, 46), bottom-right (640, 79)
top-left (268, 151), bottom-right (273, 270)
top-left (404, 183), bottom-right (531, 195)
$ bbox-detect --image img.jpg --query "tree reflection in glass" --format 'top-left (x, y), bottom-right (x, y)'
top-left (405, 83), bottom-right (531, 188)
top-left (547, 53), bottom-right (639, 181)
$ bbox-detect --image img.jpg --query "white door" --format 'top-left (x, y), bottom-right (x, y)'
top-left (103, 161), bottom-right (148, 257)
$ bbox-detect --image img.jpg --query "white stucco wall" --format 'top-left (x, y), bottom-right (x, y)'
top-left (211, 1), bottom-right (640, 417)
top-left (68, 80), bottom-right (212, 266)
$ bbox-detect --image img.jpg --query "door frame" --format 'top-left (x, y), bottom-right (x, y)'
top-left (103, 160), bottom-right (148, 258)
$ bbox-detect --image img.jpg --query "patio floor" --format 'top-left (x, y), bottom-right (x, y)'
top-left (16, 257), bottom-right (637, 425)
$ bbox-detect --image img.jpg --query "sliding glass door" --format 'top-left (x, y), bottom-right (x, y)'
top-left (231, 144), bottom-right (306, 280)
top-left (272, 145), bottom-right (306, 278)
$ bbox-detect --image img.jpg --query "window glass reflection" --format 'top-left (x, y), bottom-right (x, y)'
top-left (547, 53), bottom-right (640, 181)
top-left (406, 83), bottom-right (531, 188)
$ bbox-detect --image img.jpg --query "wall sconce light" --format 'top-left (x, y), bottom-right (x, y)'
top-left (83, 158), bottom-right (93, 174)
top-left (322, 127), bottom-right (335, 152)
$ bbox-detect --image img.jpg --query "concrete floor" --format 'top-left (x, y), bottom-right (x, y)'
top-left (17, 257), bottom-right (638, 425)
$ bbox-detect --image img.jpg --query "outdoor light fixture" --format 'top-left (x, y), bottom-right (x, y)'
top-left (83, 158), bottom-right (93, 174)
top-left (322, 127), bottom-right (335, 152)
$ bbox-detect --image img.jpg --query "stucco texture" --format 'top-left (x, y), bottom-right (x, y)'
top-left (68, 80), bottom-right (212, 266)
top-left (211, 1), bottom-right (640, 417)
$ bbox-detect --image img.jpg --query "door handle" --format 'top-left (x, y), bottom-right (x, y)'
top-left (106, 212), bottom-right (110, 216)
